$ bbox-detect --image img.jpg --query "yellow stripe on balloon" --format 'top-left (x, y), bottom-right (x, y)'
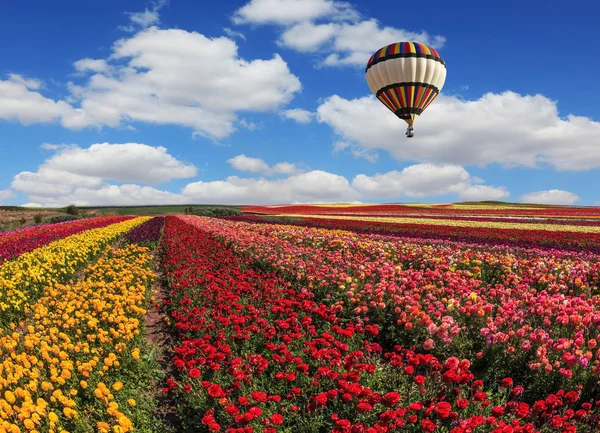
top-left (399, 87), bottom-right (408, 107)
top-left (388, 89), bottom-right (401, 110)
top-left (407, 42), bottom-right (416, 54)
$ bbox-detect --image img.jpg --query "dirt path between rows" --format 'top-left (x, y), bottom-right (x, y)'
top-left (145, 252), bottom-right (182, 431)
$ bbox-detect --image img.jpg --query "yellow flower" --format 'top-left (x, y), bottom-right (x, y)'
top-left (127, 398), bottom-right (136, 407)
top-left (96, 422), bottom-right (110, 433)
top-left (4, 391), bottom-right (15, 404)
top-left (112, 381), bottom-right (123, 391)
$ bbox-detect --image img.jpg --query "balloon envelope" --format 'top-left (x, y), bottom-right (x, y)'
top-left (365, 42), bottom-right (446, 127)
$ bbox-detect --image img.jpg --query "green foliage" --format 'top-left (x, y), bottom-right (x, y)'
top-left (33, 214), bottom-right (43, 224)
top-left (65, 204), bottom-right (79, 216)
top-left (49, 215), bottom-right (79, 224)
top-left (184, 206), bottom-right (242, 217)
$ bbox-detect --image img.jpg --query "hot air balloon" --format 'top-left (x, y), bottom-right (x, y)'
top-left (365, 42), bottom-right (446, 138)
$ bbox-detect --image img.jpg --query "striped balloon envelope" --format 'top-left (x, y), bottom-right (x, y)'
top-left (365, 42), bottom-right (446, 137)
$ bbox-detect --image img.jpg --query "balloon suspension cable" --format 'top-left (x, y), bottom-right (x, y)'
top-left (406, 126), bottom-right (414, 138)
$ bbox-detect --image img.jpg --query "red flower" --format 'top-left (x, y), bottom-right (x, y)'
top-left (456, 398), bottom-right (469, 409)
top-left (189, 368), bottom-right (201, 379)
top-left (207, 384), bottom-right (226, 399)
top-left (314, 393), bottom-right (328, 407)
top-left (421, 419), bottom-right (436, 432)
top-left (491, 406), bottom-right (505, 417)
top-left (382, 392), bottom-right (401, 407)
top-left (270, 414), bottom-right (283, 425)
top-left (251, 391), bottom-right (268, 403)
top-left (357, 402), bottom-right (372, 413)
top-left (436, 402), bottom-right (451, 419)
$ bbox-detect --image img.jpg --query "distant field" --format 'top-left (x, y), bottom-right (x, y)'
top-left (86, 204), bottom-right (240, 216)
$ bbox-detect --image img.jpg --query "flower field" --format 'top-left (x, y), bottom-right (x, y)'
top-left (156, 215), bottom-right (600, 432)
top-left (3, 209), bottom-right (600, 432)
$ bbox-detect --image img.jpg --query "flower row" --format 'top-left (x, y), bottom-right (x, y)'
top-left (243, 204), bottom-right (600, 219)
top-left (125, 216), bottom-right (165, 244)
top-left (279, 214), bottom-right (600, 234)
top-left (0, 216), bottom-right (133, 264)
top-left (0, 243), bottom-right (157, 433)
top-left (0, 217), bottom-right (150, 325)
top-left (229, 215), bottom-right (600, 254)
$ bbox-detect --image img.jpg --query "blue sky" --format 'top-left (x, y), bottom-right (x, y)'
top-left (1, 0), bottom-right (599, 206)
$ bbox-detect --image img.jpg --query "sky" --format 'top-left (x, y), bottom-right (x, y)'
top-left (1, 0), bottom-right (599, 207)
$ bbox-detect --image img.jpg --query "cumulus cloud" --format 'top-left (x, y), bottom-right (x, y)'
top-left (12, 146), bottom-right (512, 206)
top-left (69, 28), bottom-right (301, 139)
top-left (11, 142), bottom-right (197, 206)
top-left (0, 74), bottom-right (84, 127)
top-left (7, 73), bottom-right (42, 90)
top-left (0, 189), bottom-right (14, 202)
top-left (352, 164), bottom-right (508, 200)
top-left (227, 154), bottom-right (304, 175)
top-left (122, 0), bottom-right (168, 32)
top-left (281, 108), bottom-right (314, 124)
top-left (182, 170), bottom-right (360, 205)
top-left (2, 28), bottom-right (301, 139)
top-left (520, 189), bottom-right (580, 205)
top-left (232, 0), bottom-right (358, 25)
top-left (317, 92), bottom-right (600, 171)
top-left (281, 20), bottom-right (445, 66)
top-left (234, 0), bottom-right (444, 67)
top-left (227, 155), bottom-right (271, 173)
top-left (73, 58), bottom-right (110, 73)
top-left (41, 143), bottom-right (197, 184)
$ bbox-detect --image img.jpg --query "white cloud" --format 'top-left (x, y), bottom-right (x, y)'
top-left (12, 146), bottom-right (512, 206)
top-left (7, 73), bottom-right (42, 90)
top-left (12, 142), bottom-right (197, 205)
top-left (42, 143), bottom-right (197, 184)
top-left (73, 58), bottom-right (110, 73)
top-left (21, 203), bottom-right (44, 208)
top-left (281, 19), bottom-right (445, 66)
top-left (227, 154), bottom-right (304, 176)
top-left (122, 0), bottom-right (168, 31)
top-left (333, 141), bottom-right (378, 163)
top-left (22, 184), bottom-right (186, 208)
top-left (67, 27), bottom-right (301, 139)
top-left (232, 0), bottom-right (358, 25)
top-left (278, 22), bottom-right (338, 52)
top-left (0, 74), bottom-right (83, 127)
top-left (317, 92), bottom-right (600, 171)
top-left (352, 164), bottom-right (508, 200)
top-left (41, 143), bottom-right (75, 151)
top-left (459, 185), bottom-right (510, 201)
top-left (224, 27), bottom-right (246, 40)
top-left (228, 155), bottom-right (271, 173)
top-left (272, 162), bottom-right (301, 175)
top-left (0, 189), bottom-right (14, 202)
top-left (234, 1), bottom-right (444, 68)
top-left (183, 170), bottom-right (360, 205)
top-left (281, 108), bottom-right (314, 124)
top-left (521, 189), bottom-right (580, 205)
top-left (2, 28), bottom-right (301, 139)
